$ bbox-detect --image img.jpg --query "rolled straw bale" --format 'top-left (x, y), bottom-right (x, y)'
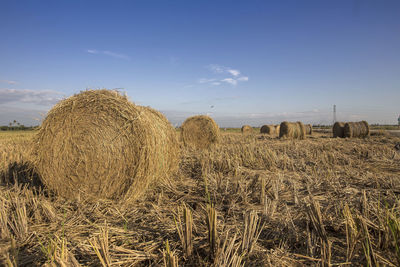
top-left (31, 89), bottom-right (180, 202)
top-left (241, 125), bottom-right (253, 134)
top-left (305, 124), bottom-right (313, 135)
top-left (275, 125), bottom-right (280, 134)
top-left (181, 115), bottom-right (220, 149)
top-left (344, 121), bottom-right (370, 138)
top-left (333, 122), bottom-right (345, 138)
top-left (279, 121), bottom-right (306, 139)
top-left (260, 125), bottom-right (275, 135)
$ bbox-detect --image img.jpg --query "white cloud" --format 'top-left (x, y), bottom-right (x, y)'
top-left (0, 80), bottom-right (18, 85)
top-left (0, 88), bottom-right (64, 106)
top-left (202, 64), bottom-right (248, 86)
top-left (237, 76), bottom-right (249, 81)
top-left (208, 64), bottom-right (225, 74)
top-left (87, 49), bottom-right (130, 60)
top-left (227, 69), bottom-right (240, 77)
top-left (221, 78), bottom-right (238, 86)
top-left (198, 78), bottom-right (216, 84)
top-left (87, 49), bottom-right (99, 54)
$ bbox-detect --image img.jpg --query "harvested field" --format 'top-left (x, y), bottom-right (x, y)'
top-left (1, 130), bottom-right (400, 266)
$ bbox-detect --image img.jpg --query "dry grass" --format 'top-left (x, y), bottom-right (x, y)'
top-left (1, 129), bottom-right (400, 266)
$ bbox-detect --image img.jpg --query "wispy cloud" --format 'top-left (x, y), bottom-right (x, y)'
top-left (0, 80), bottom-right (18, 85)
top-left (198, 78), bottom-right (216, 84)
top-left (227, 69), bottom-right (240, 77)
top-left (87, 49), bottom-right (130, 60)
top-left (0, 88), bottom-right (64, 106)
top-left (221, 78), bottom-right (237, 86)
top-left (200, 64), bottom-right (249, 86)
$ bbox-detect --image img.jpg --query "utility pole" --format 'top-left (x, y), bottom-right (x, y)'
top-left (333, 104), bottom-right (336, 125)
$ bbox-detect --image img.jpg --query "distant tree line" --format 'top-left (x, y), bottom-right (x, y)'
top-left (0, 120), bottom-right (38, 131)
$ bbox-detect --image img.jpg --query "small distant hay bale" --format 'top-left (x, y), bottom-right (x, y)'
top-left (241, 125), bottom-right (253, 134)
top-left (279, 121), bottom-right (306, 139)
top-left (260, 125), bottom-right (276, 135)
top-left (31, 89), bottom-right (180, 202)
top-left (344, 121), bottom-right (370, 138)
top-left (305, 124), bottom-right (313, 135)
top-left (181, 115), bottom-right (220, 149)
top-left (275, 124), bottom-right (280, 134)
top-left (333, 122), bottom-right (345, 138)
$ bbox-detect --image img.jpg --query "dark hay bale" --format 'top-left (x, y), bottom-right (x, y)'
top-left (333, 122), bottom-right (345, 138)
top-left (344, 121), bottom-right (370, 138)
top-left (260, 125), bottom-right (276, 135)
top-left (31, 89), bottom-right (180, 202)
top-left (279, 121), bottom-right (306, 139)
top-left (305, 124), bottom-right (313, 135)
top-left (181, 115), bottom-right (220, 149)
top-left (241, 125), bottom-right (253, 134)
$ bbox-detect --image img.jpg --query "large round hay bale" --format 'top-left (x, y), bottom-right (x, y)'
top-left (31, 90), bottom-right (180, 202)
top-left (241, 125), bottom-right (253, 134)
top-left (333, 122), bottom-right (345, 138)
top-left (181, 115), bottom-right (220, 149)
top-left (344, 121), bottom-right (370, 138)
top-left (305, 124), bottom-right (313, 135)
top-left (260, 125), bottom-right (275, 135)
top-left (279, 121), bottom-right (306, 139)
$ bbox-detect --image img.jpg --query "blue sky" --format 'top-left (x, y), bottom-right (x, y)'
top-left (1, 0), bottom-right (399, 127)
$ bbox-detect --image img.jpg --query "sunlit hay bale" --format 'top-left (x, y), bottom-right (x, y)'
top-left (279, 121), bottom-right (306, 140)
top-left (305, 124), bottom-right (313, 135)
top-left (275, 124), bottom-right (280, 134)
top-left (181, 115), bottom-right (220, 149)
top-left (241, 125), bottom-right (253, 135)
top-left (344, 121), bottom-right (370, 138)
top-left (31, 89), bottom-right (180, 202)
top-left (332, 122), bottom-right (345, 138)
top-left (260, 125), bottom-right (275, 135)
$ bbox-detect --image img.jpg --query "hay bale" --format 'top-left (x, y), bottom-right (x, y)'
top-left (31, 89), bottom-right (180, 202)
top-left (275, 124), bottom-right (280, 134)
top-left (181, 115), bottom-right (220, 149)
top-left (260, 125), bottom-right (275, 135)
top-left (241, 125), bottom-right (253, 134)
top-left (279, 121), bottom-right (306, 139)
top-left (305, 124), bottom-right (313, 135)
top-left (333, 122), bottom-right (345, 138)
top-left (344, 121), bottom-right (370, 138)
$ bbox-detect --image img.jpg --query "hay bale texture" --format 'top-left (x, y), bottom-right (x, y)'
top-left (333, 122), bottom-right (345, 138)
top-left (241, 125), bottom-right (253, 134)
top-left (31, 90), bottom-right (180, 202)
top-left (279, 121), bottom-right (306, 139)
top-left (181, 115), bottom-right (220, 149)
top-left (344, 121), bottom-right (370, 138)
top-left (275, 124), bottom-right (280, 134)
top-left (305, 124), bottom-right (313, 135)
top-left (260, 125), bottom-right (276, 135)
